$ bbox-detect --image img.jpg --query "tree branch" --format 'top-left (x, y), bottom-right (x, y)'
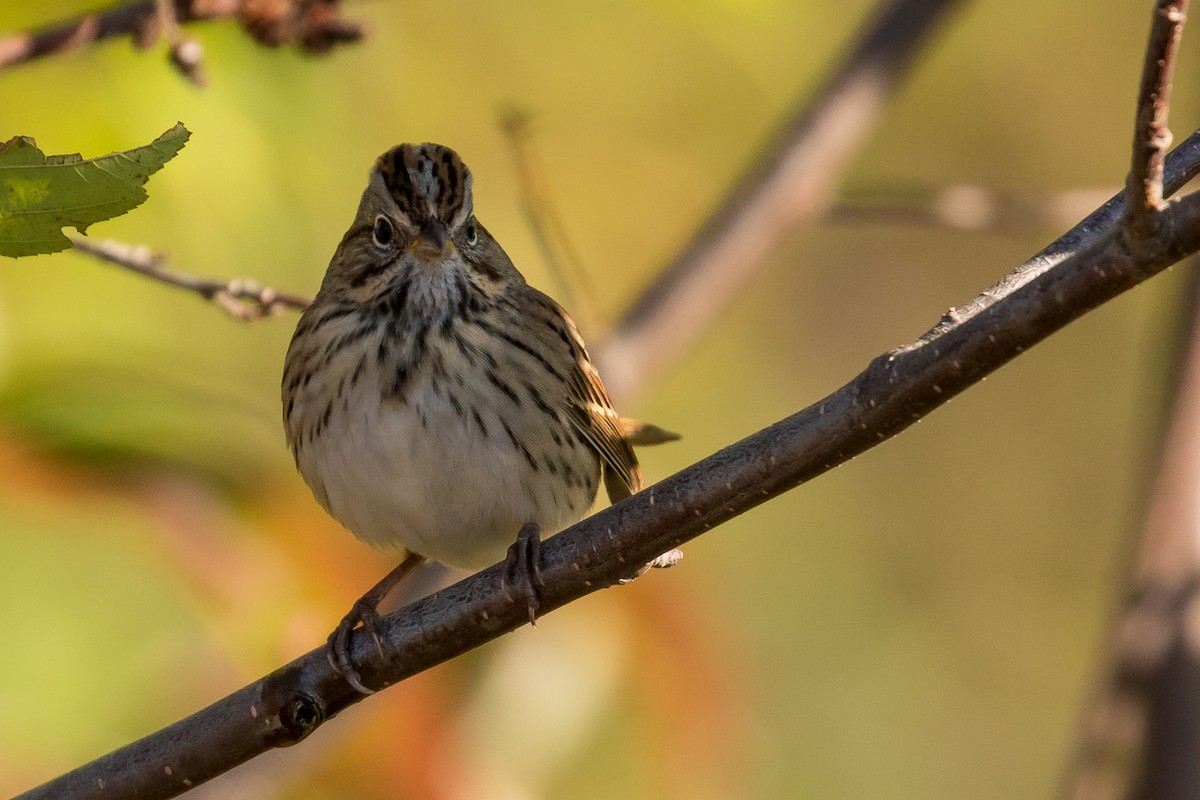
top-left (154, 0), bottom-right (206, 86)
top-left (593, 0), bottom-right (967, 403)
top-left (1062, 4), bottom-right (1198, 796)
top-left (1125, 0), bottom-right (1189, 241)
top-left (0, 0), bottom-right (363, 78)
top-left (69, 234), bottom-right (311, 321)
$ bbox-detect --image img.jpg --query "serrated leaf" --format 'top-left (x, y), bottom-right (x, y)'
top-left (0, 123), bottom-right (190, 258)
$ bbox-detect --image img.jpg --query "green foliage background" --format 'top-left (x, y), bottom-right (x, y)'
top-left (0, 1), bottom-right (1196, 797)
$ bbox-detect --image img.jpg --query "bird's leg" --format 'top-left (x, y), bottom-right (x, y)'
top-left (503, 522), bottom-right (546, 625)
top-left (328, 552), bottom-right (425, 695)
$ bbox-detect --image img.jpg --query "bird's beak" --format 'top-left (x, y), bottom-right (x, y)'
top-left (410, 220), bottom-right (455, 262)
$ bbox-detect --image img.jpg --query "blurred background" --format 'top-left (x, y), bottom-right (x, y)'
top-left (1, 1), bottom-right (1197, 797)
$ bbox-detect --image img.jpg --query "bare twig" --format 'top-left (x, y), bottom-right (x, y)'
top-left (21, 126), bottom-right (1200, 798)
top-left (69, 235), bottom-right (311, 321)
top-left (829, 183), bottom-right (1119, 235)
top-left (69, 175), bottom-right (1143, 328)
top-left (594, 0), bottom-right (967, 403)
top-left (0, 0), bottom-right (364, 75)
top-left (1125, 0), bottom-right (1189, 241)
top-left (155, 0), bottom-right (206, 85)
top-left (499, 108), bottom-right (602, 332)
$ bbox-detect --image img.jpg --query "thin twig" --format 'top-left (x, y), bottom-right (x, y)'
top-left (829, 183), bottom-right (1119, 235)
top-left (1125, 0), bottom-right (1189, 241)
top-left (21, 126), bottom-right (1200, 800)
top-left (69, 235), bottom-right (311, 321)
top-left (0, 0), bottom-right (363, 75)
top-left (155, 0), bottom-right (206, 86)
top-left (594, 0), bottom-right (967, 403)
top-left (499, 107), bottom-right (602, 332)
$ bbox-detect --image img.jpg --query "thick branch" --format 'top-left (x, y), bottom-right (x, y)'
top-left (594, 0), bottom-right (966, 403)
top-left (0, 0), bottom-right (363, 75)
top-left (21, 124), bottom-right (1200, 797)
top-left (1125, 0), bottom-right (1189, 241)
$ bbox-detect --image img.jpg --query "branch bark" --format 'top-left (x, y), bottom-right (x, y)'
top-left (1125, 0), bottom-right (1188, 240)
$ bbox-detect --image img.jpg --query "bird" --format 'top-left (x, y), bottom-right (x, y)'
top-left (282, 143), bottom-right (678, 692)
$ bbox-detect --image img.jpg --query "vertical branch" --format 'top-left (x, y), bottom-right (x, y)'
top-left (1064, 270), bottom-right (1200, 800)
top-left (1125, 0), bottom-right (1189, 240)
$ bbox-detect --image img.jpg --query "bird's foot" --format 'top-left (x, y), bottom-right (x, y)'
top-left (327, 552), bottom-right (425, 695)
top-left (503, 522), bottom-right (545, 625)
top-left (327, 598), bottom-right (386, 695)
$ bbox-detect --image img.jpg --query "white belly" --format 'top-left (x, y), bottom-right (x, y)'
top-left (296, 374), bottom-right (598, 569)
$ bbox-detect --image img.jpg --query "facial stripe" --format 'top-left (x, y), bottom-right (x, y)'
top-left (375, 143), bottom-right (473, 229)
top-left (410, 148), bottom-right (439, 218)
top-left (381, 148), bottom-right (417, 213)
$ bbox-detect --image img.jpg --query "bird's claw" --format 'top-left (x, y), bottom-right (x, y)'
top-left (327, 598), bottom-right (385, 695)
top-left (503, 522), bottom-right (545, 625)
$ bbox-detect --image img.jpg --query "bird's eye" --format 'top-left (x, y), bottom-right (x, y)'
top-left (372, 216), bottom-right (394, 248)
top-left (464, 218), bottom-right (478, 246)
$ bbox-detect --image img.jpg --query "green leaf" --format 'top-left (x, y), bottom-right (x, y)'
top-left (0, 123), bottom-right (190, 258)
